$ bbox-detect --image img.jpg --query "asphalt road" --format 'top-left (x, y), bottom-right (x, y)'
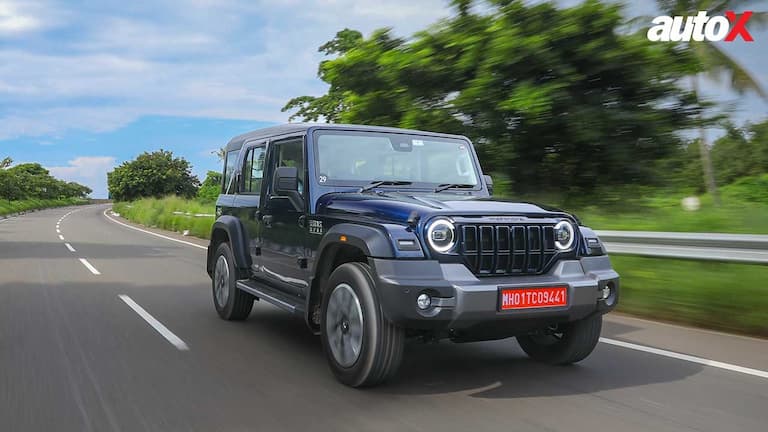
top-left (1, 205), bottom-right (767, 432)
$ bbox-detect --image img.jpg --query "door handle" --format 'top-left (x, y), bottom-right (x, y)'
top-left (298, 215), bottom-right (307, 228)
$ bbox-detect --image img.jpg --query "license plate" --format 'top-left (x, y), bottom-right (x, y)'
top-left (499, 286), bottom-right (568, 310)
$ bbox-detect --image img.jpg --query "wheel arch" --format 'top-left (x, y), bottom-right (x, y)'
top-left (207, 215), bottom-right (251, 279)
top-left (305, 223), bottom-right (394, 331)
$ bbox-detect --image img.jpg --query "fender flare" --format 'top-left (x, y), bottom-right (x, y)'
top-left (208, 216), bottom-right (251, 274)
top-left (313, 223), bottom-right (394, 271)
top-left (305, 223), bottom-right (394, 329)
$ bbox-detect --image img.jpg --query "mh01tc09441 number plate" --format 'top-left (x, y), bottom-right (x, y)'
top-left (499, 286), bottom-right (568, 310)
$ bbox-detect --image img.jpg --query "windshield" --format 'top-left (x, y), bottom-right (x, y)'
top-left (314, 131), bottom-right (480, 188)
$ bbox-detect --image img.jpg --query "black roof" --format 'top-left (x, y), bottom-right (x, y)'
top-left (224, 123), bottom-right (468, 151)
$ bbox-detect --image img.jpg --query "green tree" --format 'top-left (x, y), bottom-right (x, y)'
top-left (710, 118), bottom-right (768, 184)
top-left (7, 163), bottom-right (51, 198)
top-left (60, 181), bottom-right (93, 199)
top-left (748, 118), bottom-right (768, 172)
top-left (0, 170), bottom-right (23, 203)
top-left (107, 150), bottom-right (200, 201)
top-left (281, 28), bottom-right (363, 122)
top-left (283, 0), bottom-right (701, 195)
top-left (655, 0), bottom-right (768, 205)
top-left (198, 170), bottom-right (223, 202)
top-left (0, 160), bottom-right (91, 201)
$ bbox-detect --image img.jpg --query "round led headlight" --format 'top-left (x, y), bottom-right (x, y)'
top-left (426, 218), bottom-right (456, 253)
top-left (554, 220), bottom-right (575, 251)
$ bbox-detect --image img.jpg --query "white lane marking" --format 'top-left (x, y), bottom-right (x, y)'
top-left (600, 338), bottom-right (768, 379)
top-left (103, 208), bottom-right (207, 250)
top-left (118, 295), bottom-right (189, 351)
top-left (65, 243), bottom-right (76, 252)
top-left (58, 234), bottom-right (65, 241)
top-left (78, 258), bottom-right (101, 275)
top-left (56, 228), bottom-right (61, 234)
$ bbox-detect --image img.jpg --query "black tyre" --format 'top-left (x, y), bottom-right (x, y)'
top-left (320, 262), bottom-right (405, 387)
top-left (517, 314), bottom-right (602, 365)
top-left (212, 242), bottom-right (254, 320)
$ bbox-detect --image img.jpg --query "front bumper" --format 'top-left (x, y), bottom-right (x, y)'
top-left (371, 256), bottom-right (619, 336)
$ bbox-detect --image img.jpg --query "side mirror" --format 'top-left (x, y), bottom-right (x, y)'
top-left (273, 166), bottom-right (303, 211)
top-left (483, 174), bottom-right (494, 196)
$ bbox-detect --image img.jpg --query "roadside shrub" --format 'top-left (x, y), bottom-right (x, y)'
top-left (0, 198), bottom-right (88, 216)
top-left (113, 196), bottom-right (215, 239)
top-left (720, 174), bottom-right (768, 204)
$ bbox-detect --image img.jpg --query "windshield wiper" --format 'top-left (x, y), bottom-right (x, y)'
top-left (359, 180), bottom-right (413, 193)
top-left (434, 183), bottom-right (476, 193)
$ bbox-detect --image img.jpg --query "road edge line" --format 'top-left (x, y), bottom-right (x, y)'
top-left (103, 208), bottom-right (207, 250)
top-left (600, 337), bottom-right (768, 379)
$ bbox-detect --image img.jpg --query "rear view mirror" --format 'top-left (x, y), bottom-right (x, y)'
top-left (273, 166), bottom-right (302, 211)
top-left (275, 166), bottom-right (298, 193)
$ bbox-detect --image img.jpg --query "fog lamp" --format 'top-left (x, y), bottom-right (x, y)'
top-left (417, 293), bottom-right (432, 310)
top-left (601, 283), bottom-right (617, 307)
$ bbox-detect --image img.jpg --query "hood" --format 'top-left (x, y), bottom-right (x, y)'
top-left (316, 191), bottom-right (574, 225)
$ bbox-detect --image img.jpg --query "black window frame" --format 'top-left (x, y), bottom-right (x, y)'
top-left (222, 149), bottom-right (241, 194)
top-left (265, 136), bottom-right (306, 199)
top-left (240, 142), bottom-right (267, 196)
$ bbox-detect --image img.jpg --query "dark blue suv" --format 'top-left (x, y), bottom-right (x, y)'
top-left (207, 123), bottom-right (619, 387)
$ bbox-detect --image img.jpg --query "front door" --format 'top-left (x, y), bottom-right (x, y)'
top-left (258, 137), bottom-right (309, 298)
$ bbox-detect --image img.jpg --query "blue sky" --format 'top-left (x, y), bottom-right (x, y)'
top-left (1, 0), bottom-right (766, 198)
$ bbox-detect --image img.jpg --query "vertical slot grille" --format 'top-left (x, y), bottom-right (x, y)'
top-left (460, 223), bottom-right (558, 276)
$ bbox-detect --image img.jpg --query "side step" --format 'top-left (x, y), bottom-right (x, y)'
top-left (236, 280), bottom-right (305, 315)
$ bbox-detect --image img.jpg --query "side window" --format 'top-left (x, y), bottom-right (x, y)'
top-left (269, 139), bottom-right (305, 196)
top-left (242, 146), bottom-right (266, 194)
top-left (223, 150), bottom-right (240, 194)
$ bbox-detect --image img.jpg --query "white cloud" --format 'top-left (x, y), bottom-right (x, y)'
top-left (0, 1), bottom-right (43, 35)
top-left (47, 156), bottom-right (117, 198)
top-left (1, 0), bottom-right (766, 145)
top-left (0, 0), bottom-right (448, 140)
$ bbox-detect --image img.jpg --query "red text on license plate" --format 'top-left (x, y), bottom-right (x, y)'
top-left (500, 286), bottom-right (568, 310)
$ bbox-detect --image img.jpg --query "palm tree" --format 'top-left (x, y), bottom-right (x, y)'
top-left (212, 148), bottom-right (226, 162)
top-left (656, 0), bottom-right (767, 205)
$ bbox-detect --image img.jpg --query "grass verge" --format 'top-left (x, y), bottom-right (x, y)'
top-left (612, 256), bottom-right (768, 337)
top-left (577, 203), bottom-right (768, 234)
top-left (113, 196), bottom-right (215, 239)
top-left (0, 198), bottom-right (89, 216)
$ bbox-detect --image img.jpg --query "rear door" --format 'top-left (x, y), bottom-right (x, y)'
top-left (233, 141), bottom-right (268, 272)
